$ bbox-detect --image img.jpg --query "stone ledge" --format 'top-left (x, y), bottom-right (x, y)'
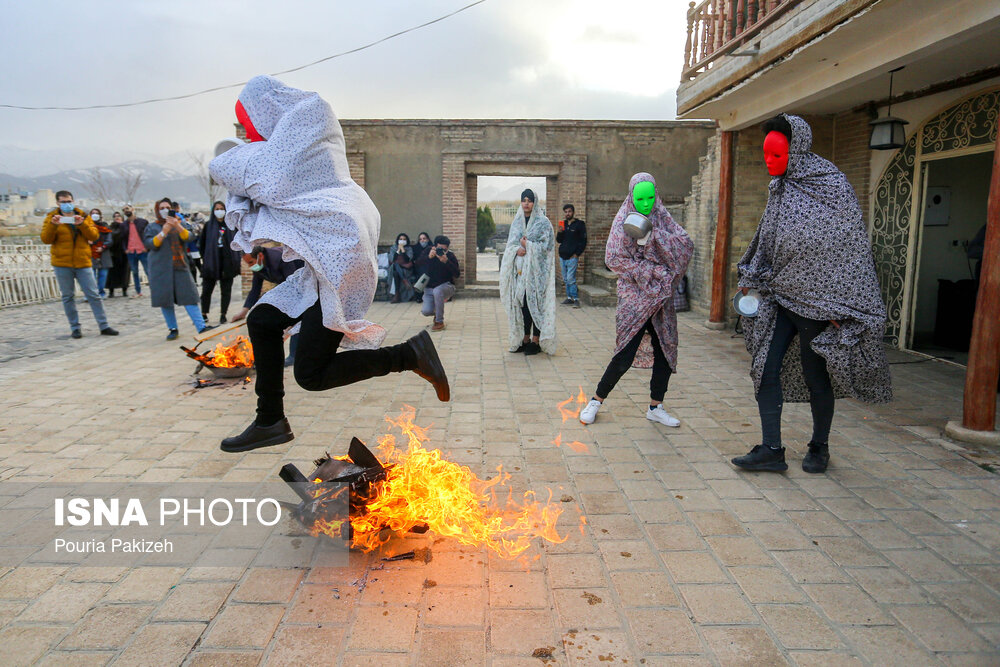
top-left (578, 284), bottom-right (616, 307)
top-left (944, 421), bottom-right (1000, 447)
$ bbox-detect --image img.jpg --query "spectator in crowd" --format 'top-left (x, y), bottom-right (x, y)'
top-left (40, 190), bottom-right (119, 338)
top-left (171, 201), bottom-right (202, 285)
top-left (412, 231), bottom-right (433, 302)
top-left (389, 232), bottom-right (416, 303)
top-left (121, 203), bottom-right (149, 298)
top-left (144, 197), bottom-right (211, 340)
top-left (556, 203), bottom-right (587, 308)
top-left (415, 235), bottom-right (460, 331)
top-left (199, 201), bottom-right (242, 324)
top-left (106, 211), bottom-right (130, 297)
top-left (500, 189), bottom-right (557, 355)
top-left (89, 208), bottom-right (113, 298)
top-left (232, 245), bottom-right (304, 366)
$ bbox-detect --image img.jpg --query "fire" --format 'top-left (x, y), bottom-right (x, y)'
top-left (551, 432), bottom-right (589, 454)
top-left (557, 385), bottom-right (588, 422)
top-left (309, 406), bottom-right (567, 559)
top-left (207, 336), bottom-right (254, 368)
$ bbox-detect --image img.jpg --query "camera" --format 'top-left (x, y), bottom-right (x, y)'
top-left (435, 247), bottom-right (446, 257)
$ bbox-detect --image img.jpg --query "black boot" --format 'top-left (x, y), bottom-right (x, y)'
top-left (405, 330), bottom-right (450, 402)
top-left (220, 418), bottom-right (294, 453)
top-left (802, 441), bottom-right (830, 474)
top-left (731, 445), bottom-right (788, 472)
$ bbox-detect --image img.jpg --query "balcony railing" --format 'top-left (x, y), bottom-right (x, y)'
top-left (683, 0), bottom-right (804, 80)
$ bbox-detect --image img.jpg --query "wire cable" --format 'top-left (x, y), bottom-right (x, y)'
top-left (0, 0), bottom-right (487, 111)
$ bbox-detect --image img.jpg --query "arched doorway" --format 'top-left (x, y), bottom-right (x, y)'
top-left (871, 87), bottom-right (999, 347)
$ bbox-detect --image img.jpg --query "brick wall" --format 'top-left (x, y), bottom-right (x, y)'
top-left (832, 109), bottom-right (871, 221)
top-left (681, 132), bottom-right (722, 317)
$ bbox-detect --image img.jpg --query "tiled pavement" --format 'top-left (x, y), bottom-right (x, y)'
top-left (0, 295), bottom-right (998, 666)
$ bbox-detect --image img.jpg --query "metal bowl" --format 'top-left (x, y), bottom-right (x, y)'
top-left (623, 212), bottom-right (652, 239)
top-left (732, 289), bottom-right (762, 318)
top-left (207, 364), bottom-right (255, 379)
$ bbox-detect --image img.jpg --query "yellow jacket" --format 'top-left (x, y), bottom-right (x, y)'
top-left (40, 207), bottom-right (98, 268)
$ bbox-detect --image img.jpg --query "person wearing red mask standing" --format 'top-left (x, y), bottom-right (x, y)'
top-left (209, 75), bottom-right (450, 453)
top-left (732, 114), bottom-right (891, 475)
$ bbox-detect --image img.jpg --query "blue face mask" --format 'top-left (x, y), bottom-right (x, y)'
top-left (59, 202), bottom-right (74, 214)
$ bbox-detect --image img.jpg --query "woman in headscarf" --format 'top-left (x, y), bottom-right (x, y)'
top-left (106, 211), bottom-right (130, 297)
top-left (198, 200), bottom-right (242, 323)
top-left (412, 231), bottom-right (433, 302)
top-left (500, 189), bottom-right (557, 355)
top-left (88, 208), bottom-right (113, 298)
top-left (388, 232), bottom-right (415, 303)
top-left (143, 197), bottom-right (210, 340)
top-left (209, 75), bottom-right (449, 453)
top-left (579, 173), bottom-right (694, 427)
top-left (732, 114), bottom-right (891, 475)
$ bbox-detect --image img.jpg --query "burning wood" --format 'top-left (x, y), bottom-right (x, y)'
top-left (279, 406), bottom-right (568, 559)
top-left (181, 335), bottom-right (254, 369)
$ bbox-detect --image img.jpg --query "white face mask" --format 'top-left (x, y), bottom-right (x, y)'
top-left (91, 213), bottom-right (101, 222)
top-left (398, 239), bottom-right (407, 246)
top-left (158, 208), bottom-right (171, 218)
top-left (214, 209), bottom-right (225, 219)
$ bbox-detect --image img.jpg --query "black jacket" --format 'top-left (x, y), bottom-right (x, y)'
top-left (198, 218), bottom-right (242, 281)
top-left (244, 247), bottom-right (305, 308)
top-left (556, 219), bottom-right (587, 260)
top-left (416, 249), bottom-right (460, 288)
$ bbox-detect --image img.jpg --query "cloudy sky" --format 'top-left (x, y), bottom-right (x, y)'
top-left (0, 0), bottom-right (690, 175)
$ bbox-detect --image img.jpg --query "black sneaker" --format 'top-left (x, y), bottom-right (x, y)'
top-left (802, 441), bottom-right (830, 474)
top-left (100, 327), bottom-right (119, 336)
top-left (406, 329), bottom-right (450, 402)
top-left (220, 315), bottom-right (228, 324)
top-left (221, 418), bottom-right (294, 453)
top-left (572, 299), bottom-right (582, 309)
top-left (71, 330), bottom-right (83, 339)
top-left (199, 325), bottom-right (216, 334)
top-left (513, 342), bottom-right (527, 353)
top-left (166, 329), bottom-right (179, 341)
top-left (524, 341), bottom-right (542, 355)
top-left (561, 298), bottom-right (574, 305)
top-left (731, 445), bottom-right (788, 472)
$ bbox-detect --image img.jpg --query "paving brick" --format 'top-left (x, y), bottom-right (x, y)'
top-left (156, 582), bottom-right (234, 621)
top-left (266, 625), bottom-right (346, 664)
top-left (701, 626), bottom-right (788, 666)
top-left (756, 604), bottom-right (844, 649)
top-left (889, 605), bottom-right (992, 653)
top-left (489, 571), bottom-right (548, 608)
top-left (103, 567), bottom-right (184, 603)
top-left (418, 628), bottom-right (486, 666)
top-left (730, 567), bottom-right (807, 604)
top-left (202, 604), bottom-right (284, 648)
top-left (552, 587), bottom-right (621, 628)
top-left (801, 584), bottom-right (892, 625)
top-left (489, 609), bottom-right (557, 655)
top-left (425, 585), bottom-right (486, 626)
top-left (625, 608), bottom-right (702, 654)
top-left (186, 651), bottom-right (262, 666)
top-left (0, 626), bottom-right (67, 667)
top-left (115, 623), bottom-right (206, 667)
top-left (610, 570), bottom-right (679, 607)
top-left (662, 552), bottom-right (728, 583)
top-left (59, 604), bottom-right (153, 649)
top-left (680, 584), bottom-right (756, 624)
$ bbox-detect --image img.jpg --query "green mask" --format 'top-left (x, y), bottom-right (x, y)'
top-left (632, 181), bottom-right (655, 216)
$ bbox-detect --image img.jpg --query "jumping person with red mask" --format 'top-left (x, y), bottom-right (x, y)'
top-left (209, 75), bottom-right (449, 453)
top-left (732, 114), bottom-right (891, 475)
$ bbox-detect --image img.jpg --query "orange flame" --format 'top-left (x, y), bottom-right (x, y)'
top-left (207, 336), bottom-right (254, 368)
top-left (551, 433), bottom-right (589, 454)
top-left (557, 385), bottom-right (588, 423)
top-left (310, 406), bottom-right (567, 559)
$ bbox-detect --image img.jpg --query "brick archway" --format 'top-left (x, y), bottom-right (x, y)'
top-left (441, 153), bottom-right (587, 287)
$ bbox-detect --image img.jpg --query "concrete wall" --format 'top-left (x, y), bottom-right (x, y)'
top-left (340, 120), bottom-right (716, 286)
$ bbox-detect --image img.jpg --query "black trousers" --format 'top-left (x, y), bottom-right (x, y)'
top-left (522, 300), bottom-right (540, 338)
top-left (247, 301), bottom-right (416, 425)
top-left (757, 305), bottom-right (835, 447)
top-left (596, 319), bottom-right (672, 402)
top-left (201, 275), bottom-right (234, 318)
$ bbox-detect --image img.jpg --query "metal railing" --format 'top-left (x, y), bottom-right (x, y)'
top-left (683, 0), bottom-right (803, 80)
top-left (0, 243), bottom-right (61, 308)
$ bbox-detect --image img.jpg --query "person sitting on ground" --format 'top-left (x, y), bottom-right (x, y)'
top-left (144, 197), bottom-right (212, 340)
top-left (209, 75), bottom-right (450, 453)
top-left (579, 173), bottom-right (693, 428)
top-left (416, 235), bottom-right (460, 331)
top-left (389, 232), bottom-right (415, 303)
top-left (40, 191), bottom-right (119, 339)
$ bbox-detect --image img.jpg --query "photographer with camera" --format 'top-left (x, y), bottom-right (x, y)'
top-left (415, 235), bottom-right (460, 331)
top-left (144, 197), bottom-right (213, 340)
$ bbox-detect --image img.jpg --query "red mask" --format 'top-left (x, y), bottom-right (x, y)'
top-left (235, 100), bottom-right (265, 142)
top-left (763, 131), bottom-right (789, 176)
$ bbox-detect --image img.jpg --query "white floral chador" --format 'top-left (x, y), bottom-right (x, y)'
top-left (738, 114), bottom-right (891, 403)
top-left (209, 75), bottom-right (385, 349)
top-left (500, 204), bottom-right (557, 354)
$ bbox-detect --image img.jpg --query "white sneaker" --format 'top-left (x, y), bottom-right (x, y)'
top-left (580, 399), bottom-right (602, 425)
top-left (646, 405), bottom-right (680, 427)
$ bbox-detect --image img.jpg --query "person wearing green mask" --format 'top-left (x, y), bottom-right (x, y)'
top-left (579, 173), bottom-right (693, 427)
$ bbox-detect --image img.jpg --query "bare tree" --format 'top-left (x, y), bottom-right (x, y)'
top-left (83, 168), bottom-right (115, 207)
top-left (116, 167), bottom-right (145, 205)
top-left (189, 151), bottom-right (221, 211)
